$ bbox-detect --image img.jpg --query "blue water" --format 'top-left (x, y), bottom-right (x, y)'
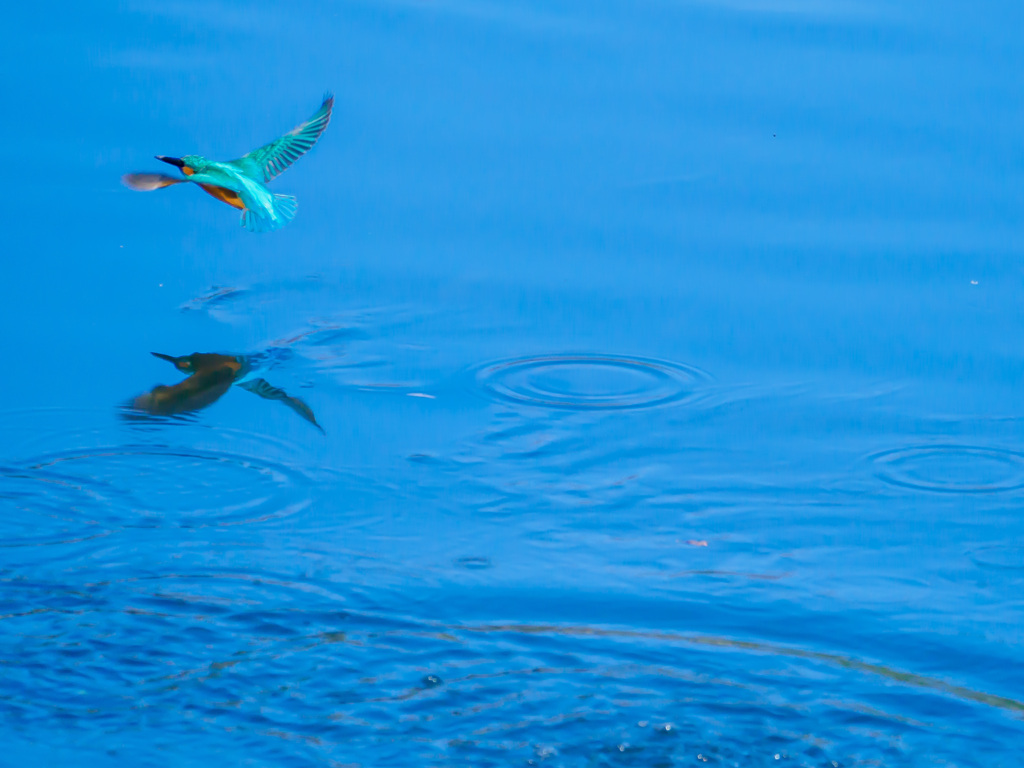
top-left (4, 1), bottom-right (1024, 765)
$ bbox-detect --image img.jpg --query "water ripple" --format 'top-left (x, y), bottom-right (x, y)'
top-left (869, 444), bottom-right (1024, 494)
top-left (4, 572), bottom-right (1022, 765)
top-left (179, 285), bottom-right (249, 314)
top-left (476, 354), bottom-right (711, 411)
top-left (0, 569), bottom-right (365, 721)
top-left (970, 544), bottom-right (1024, 571)
top-left (26, 446), bottom-right (312, 528)
top-left (0, 465), bottom-right (117, 547)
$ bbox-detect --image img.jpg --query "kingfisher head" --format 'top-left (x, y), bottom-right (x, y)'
top-left (152, 351), bottom-right (196, 373)
top-left (152, 351), bottom-right (242, 376)
top-left (156, 154), bottom-right (207, 176)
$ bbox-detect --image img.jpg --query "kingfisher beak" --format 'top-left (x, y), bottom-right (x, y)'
top-left (156, 156), bottom-right (186, 168)
top-left (151, 352), bottom-right (179, 364)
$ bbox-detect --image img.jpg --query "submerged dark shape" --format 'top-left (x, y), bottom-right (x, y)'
top-left (129, 351), bottom-right (323, 431)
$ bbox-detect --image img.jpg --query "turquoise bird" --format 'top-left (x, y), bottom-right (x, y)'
top-left (123, 94), bottom-right (333, 232)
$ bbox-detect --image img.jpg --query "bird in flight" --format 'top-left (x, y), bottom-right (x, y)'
top-left (123, 93), bottom-right (333, 232)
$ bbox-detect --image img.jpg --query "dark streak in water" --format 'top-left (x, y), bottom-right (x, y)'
top-left (461, 623), bottom-right (1024, 714)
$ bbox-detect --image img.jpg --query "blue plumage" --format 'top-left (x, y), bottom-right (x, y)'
top-left (124, 94), bottom-right (333, 233)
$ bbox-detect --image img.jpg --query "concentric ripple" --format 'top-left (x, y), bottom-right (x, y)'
top-left (27, 446), bottom-right (312, 527)
top-left (0, 466), bottom-right (116, 547)
top-left (477, 354), bottom-right (711, 410)
top-left (870, 444), bottom-right (1024, 494)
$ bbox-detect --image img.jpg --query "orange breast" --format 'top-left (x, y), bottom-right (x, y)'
top-left (198, 183), bottom-right (246, 210)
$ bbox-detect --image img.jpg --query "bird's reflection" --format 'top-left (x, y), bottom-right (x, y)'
top-left (129, 352), bottom-right (322, 431)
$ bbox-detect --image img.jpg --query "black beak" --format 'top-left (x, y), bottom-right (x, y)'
top-left (156, 155), bottom-right (186, 168)
top-left (151, 352), bottom-right (179, 364)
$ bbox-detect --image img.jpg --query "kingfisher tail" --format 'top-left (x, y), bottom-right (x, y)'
top-left (240, 194), bottom-right (298, 233)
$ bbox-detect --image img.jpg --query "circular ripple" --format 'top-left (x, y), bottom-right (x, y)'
top-left (28, 446), bottom-right (312, 527)
top-left (870, 444), bottom-right (1024, 494)
top-left (0, 466), bottom-right (115, 547)
top-left (477, 354), bottom-right (710, 410)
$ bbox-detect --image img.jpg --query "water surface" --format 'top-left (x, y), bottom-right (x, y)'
top-left (4, 0), bottom-right (1024, 765)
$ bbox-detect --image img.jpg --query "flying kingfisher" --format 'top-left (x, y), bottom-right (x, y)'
top-left (131, 351), bottom-right (322, 431)
top-left (123, 94), bottom-right (334, 232)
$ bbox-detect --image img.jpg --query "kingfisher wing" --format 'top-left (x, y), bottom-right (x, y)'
top-left (122, 173), bottom-right (185, 191)
top-left (230, 94), bottom-right (333, 183)
top-left (238, 378), bottom-right (323, 431)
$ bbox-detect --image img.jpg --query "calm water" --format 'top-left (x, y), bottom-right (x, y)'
top-left (4, 1), bottom-right (1024, 765)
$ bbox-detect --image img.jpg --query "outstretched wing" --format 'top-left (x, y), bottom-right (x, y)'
top-left (230, 93), bottom-right (334, 183)
top-left (237, 378), bottom-right (323, 431)
top-left (122, 173), bottom-right (185, 191)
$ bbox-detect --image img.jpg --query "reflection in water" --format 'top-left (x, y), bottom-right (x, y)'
top-left (129, 351), bottom-right (322, 431)
top-left (122, 94), bottom-right (333, 233)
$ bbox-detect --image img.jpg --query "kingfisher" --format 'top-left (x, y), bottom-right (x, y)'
top-left (131, 351), bottom-right (322, 431)
top-left (123, 94), bottom-right (334, 232)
